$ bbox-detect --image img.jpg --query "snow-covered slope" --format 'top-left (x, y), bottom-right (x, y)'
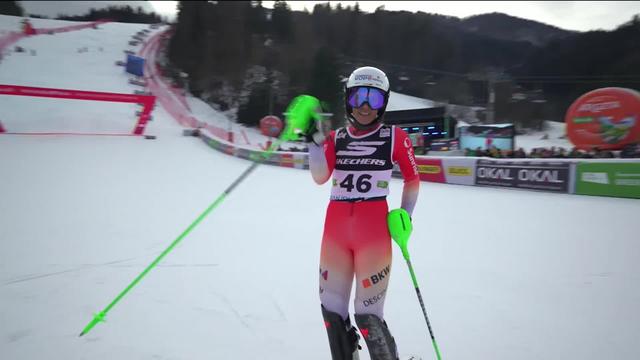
top-left (1, 15), bottom-right (639, 360)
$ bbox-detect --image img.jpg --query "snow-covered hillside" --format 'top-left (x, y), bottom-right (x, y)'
top-left (1, 15), bottom-right (639, 360)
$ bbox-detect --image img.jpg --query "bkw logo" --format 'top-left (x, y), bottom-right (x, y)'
top-left (362, 265), bottom-right (390, 288)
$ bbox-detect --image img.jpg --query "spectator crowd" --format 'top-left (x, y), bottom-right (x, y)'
top-left (465, 142), bottom-right (640, 159)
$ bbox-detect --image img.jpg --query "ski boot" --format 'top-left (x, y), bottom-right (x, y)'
top-left (355, 313), bottom-right (399, 360)
top-left (322, 305), bottom-right (361, 360)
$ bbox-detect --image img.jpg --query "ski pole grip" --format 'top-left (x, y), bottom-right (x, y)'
top-left (281, 95), bottom-right (321, 142)
top-left (387, 208), bottom-right (413, 260)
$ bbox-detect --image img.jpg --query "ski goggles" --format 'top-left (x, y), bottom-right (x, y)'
top-left (347, 86), bottom-right (386, 110)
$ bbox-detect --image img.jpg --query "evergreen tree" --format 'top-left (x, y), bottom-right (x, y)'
top-left (237, 83), bottom-right (270, 127)
top-left (309, 47), bottom-right (343, 128)
top-left (57, 5), bottom-right (162, 23)
top-left (165, 3), bottom-right (640, 128)
top-left (271, 0), bottom-right (293, 42)
top-left (0, 1), bottom-right (24, 16)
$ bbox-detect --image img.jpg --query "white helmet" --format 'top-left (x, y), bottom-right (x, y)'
top-left (345, 66), bottom-right (390, 129)
top-left (346, 66), bottom-right (390, 92)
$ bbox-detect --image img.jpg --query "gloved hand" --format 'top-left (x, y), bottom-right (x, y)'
top-left (304, 116), bottom-right (331, 145)
top-left (282, 95), bottom-right (330, 144)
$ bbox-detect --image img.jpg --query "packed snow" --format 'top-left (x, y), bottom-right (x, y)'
top-left (1, 15), bottom-right (638, 360)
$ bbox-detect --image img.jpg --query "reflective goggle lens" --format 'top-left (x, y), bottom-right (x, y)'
top-left (347, 87), bottom-right (385, 110)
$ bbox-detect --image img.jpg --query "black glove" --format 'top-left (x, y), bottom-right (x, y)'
top-left (304, 118), bottom-right (331, 145)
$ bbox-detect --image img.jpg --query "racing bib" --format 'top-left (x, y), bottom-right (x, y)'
top-left (330, 125), bottom-right (394, 200)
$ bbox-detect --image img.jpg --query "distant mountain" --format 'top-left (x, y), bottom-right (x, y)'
top-left (18, 1), bottom-right (154, 19)
top-left (459, 12), bottom-right (576, 46)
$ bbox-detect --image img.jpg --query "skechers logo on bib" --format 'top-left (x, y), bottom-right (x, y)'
top-left (336, 158), bottom-right (386, 166)
top-left (336, 141), bottom-right (385, 156)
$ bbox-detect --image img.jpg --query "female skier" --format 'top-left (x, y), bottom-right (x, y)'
top-left (302, 66), bottom-right (421, 360)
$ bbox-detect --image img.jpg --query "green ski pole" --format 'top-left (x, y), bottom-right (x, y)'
top-left (79, 94), bottom-right (324, 337)
top-left (388, 209), bottom-right (443, 360)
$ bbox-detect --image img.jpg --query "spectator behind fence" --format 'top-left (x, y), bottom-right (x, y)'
top-left (464, 144), bottom-right (638, 159)
top-left (621, 143), bottom-right (640, 158)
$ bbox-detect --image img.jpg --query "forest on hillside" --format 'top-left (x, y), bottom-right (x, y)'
top-left (1, 1), bottom-right (164, 24)
top-left (167, 1), bottom-right (640, 130)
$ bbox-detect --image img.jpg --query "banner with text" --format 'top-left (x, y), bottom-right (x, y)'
top-left (475, 160), bottom-right (570, 193)
top-left (442, 158), bottom-right (476, 185)
top-left (575, 162), bottom-right (640, 199)
top-left (415, 158), bottom-right (446, 183)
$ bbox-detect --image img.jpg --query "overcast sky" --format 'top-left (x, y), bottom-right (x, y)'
top-left (19, 1), bottom-right (640, 32)
top-left (148, 1), bottom-right (640, 32)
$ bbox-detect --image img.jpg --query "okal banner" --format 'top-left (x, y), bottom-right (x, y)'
top-left (575, 162), bottom-right (640, 199)
top-left (475, 160), bottom-right (570, 193)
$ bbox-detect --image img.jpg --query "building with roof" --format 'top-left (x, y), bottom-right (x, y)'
top-left (384, 91), bottom-right (460, 153)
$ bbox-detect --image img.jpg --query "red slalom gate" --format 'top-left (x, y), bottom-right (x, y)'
top-left (34, 20), bottom-right (111, 35)
top-left (0, 84), bottom-right (156, 136)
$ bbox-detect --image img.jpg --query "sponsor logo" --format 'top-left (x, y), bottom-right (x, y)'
top-left (406, 147), bottom-right (418, 175)
top-left (336, 141), bottom-right (385, 156)
top-left (354, 74), bottom-right (382, 85)
top-left (582, 172), bottom-right (609, 185)
top-left (330, 195), bottom-right (356, 201)
top-left (448, 167), bottom-right (472, 176)
top-left (363, 289), bottom-right (387, 307)
top-left (380, 128), bottom-right (391, 138)
top-left (615, 179), bottom-right (640, 186)
top-left (377, 180), bottom-right (389, 189)
top-left (362, 265), bottom-right (390, 288)
top-left (573, 116), bottom-right (594, 124)
top-left (404, 137), bottom-right (412, 148)
top-left (477, 167), bottom-right (514, 180)
top-left (336, 158), bottom-right (386, 166)
top-left (577, 101), bottom-right (620, 113)
top-left (616, 172), bottom-right (640, 178)
top-left (418, 165), bottom-right (441, 174)
top-left (336, 131), bottom-right (347, 139)
top-left (517, 169), bottom-right (563, 183)
top-left (355, 74), bottom-right (373, 81)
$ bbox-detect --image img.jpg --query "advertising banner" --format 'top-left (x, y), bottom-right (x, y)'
top-left (279, 153), bottom-right (308, 169)
top-left (475, 160), bottom-right (570, 193)
top-left (565, 87), bottom-right (640, 150)
top-left (260, 115), bottom-right (283, 137)
top-left (442, 158), bottom-right (476, 185)
top-left (575, 162), bottom-right (640, 199)
top-left (414, 158), bottom-right (446, 183)
top-left (35, 20), bottom-right (110, 35)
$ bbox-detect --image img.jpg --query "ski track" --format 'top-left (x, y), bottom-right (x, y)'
top-left (2, 257), bottom-right (139, 286)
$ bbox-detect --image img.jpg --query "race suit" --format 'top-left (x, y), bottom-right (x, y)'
top-left (309, 124), bottom-right (420, 320)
